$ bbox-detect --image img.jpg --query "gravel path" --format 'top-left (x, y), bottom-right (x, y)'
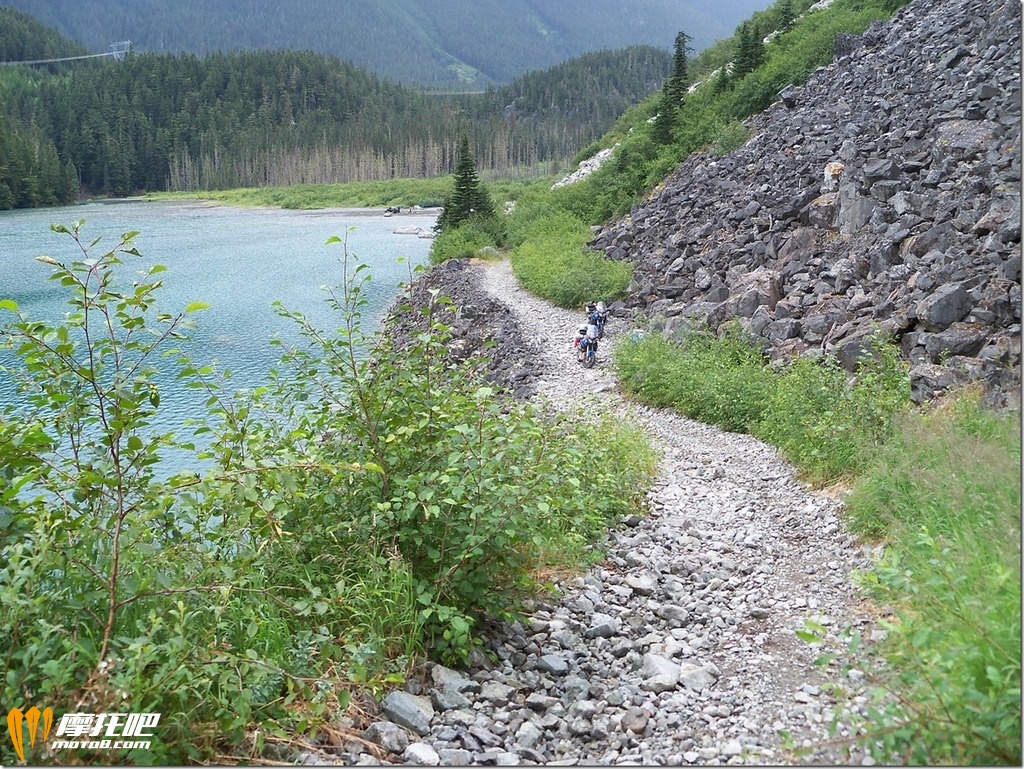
top-left (358, 259), bottom-right (879, 766)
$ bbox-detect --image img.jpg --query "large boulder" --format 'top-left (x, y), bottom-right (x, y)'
top-left (917, 284), bottom-right (974, 332)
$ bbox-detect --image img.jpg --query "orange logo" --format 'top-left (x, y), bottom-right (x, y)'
top-left (7, 707), bottom-right (53, 764)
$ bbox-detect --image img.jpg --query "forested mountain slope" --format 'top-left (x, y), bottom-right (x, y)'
top-left (0, 0), bottom-right (770, 88)
top-left (0, 9), bottom-right (672, 206)
top-left (0, 5), bottom-right (87, 63)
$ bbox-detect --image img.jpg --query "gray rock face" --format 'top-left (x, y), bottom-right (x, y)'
top-left (588, 0), bottom-right (1020, 405)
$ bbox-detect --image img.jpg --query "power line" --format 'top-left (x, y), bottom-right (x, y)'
top-left (0, 41), bottom-right (132, 67)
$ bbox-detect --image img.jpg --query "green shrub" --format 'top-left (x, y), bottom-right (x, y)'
top-left (843, 393), bottom-right (1020, 764)
top-left (510, 213), bottom-right (632, 307)
top-left (712, 120), bottom-right (750, 155)
top-left (753, 336), bottom-right (910, 484)
top-left (614, 327), bottom-right (774, 433)
top-left (0, 223), bottom-right (656, 763)
top-left (428, 216), bottom-right (504, 264)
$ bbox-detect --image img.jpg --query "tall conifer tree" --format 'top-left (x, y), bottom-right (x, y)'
top-left (435, 135), bottom-right (495, 232)
top-left (777, 0), bottom-right (796, 33)
top-left (652, 30), bottom-right (691, 144)
top-left (733, 21), bottom-right (765, 79)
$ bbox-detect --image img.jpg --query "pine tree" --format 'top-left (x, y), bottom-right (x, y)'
top-left (733, 22), bottom-right (765, 80)
top-left (435, 135), bottom-right (495, 232)
top-left (776, 0), bottom-right (796, 34)
top-left (652, 30), bottom-right (691, 144)
top-left (712, 65), bottom-right (732, 94)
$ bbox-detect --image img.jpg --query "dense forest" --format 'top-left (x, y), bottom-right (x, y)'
top-left (0, 8), bottom-right (672, 207)
top-left (0, 0), bottom-right (771, 88)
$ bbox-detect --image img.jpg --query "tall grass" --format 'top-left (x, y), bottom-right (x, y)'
top-left (150, 176), bottom-right (555, 211)
top-left (508, 208), bottom-right (632, 308)
top-left (614, 328), bottom-right (909, 483)
top-left (845, 393), bottom-right (1021, 764)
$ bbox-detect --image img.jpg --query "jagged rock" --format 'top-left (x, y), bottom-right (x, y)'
top-left (431, 685), bottom-right (471, 711)
top-left (583, 613), bottom-right (620, 639)
top-left (437, 748), bottom-right (473, 766)
top-left (402, 742), bottom-right (441, 765)
top-left (537, 654), bottom-right (570, 676)
top-left (909, 362), bottom-right (971, 403)
top-left (479, 681), bottom-right (516, 707)
top-left (917, 284), bottom-right (974, 331)
top-left (589, 0), bottom-right (1020, 401)
top-left (679, 663), bottom-right (718, 692)
top-left (380, 691), bottom-right (433, 736)
top-left (514, 720), bottom-right (545, 750)
top-left (624, 573), bottom-right (657, 595)
top-left (363, 721), bottom-right (410, 754)
top-left (621, 707), bottom-right (650, 734)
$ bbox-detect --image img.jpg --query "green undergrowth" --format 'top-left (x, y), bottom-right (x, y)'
top-left (506, 204), bottom-right (632, 308)
top-left (0, 222), bottom-right (655, 764)
top-left (150, 175), bottom-right (554, 212)
top-left (841, 393), bottom-right (1020, 765)
top-left (614, 326), bottom-right (909, 485)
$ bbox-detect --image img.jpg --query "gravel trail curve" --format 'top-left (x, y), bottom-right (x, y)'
top-left (371, 259), bottom-right (878, 767)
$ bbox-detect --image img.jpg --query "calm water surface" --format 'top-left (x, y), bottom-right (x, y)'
top-left (0, 200), bottom-right (435, 466)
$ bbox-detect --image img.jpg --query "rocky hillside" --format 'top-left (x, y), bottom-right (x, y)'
top-left (593, 0), bottom-right (1021, 405)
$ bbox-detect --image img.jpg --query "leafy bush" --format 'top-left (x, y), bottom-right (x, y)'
top-left (753, 335), bottom-right (910, 484)
top-left (428, 217), bottom-right (504, 263)
top-left (0, 223), bottom-right (655, 762)
top-left (509, 212), bottom-right (632, 307)
top-left (842, 393), bottom-right (1020, 764)
top-left (265, 247), bottom-right (652, 660)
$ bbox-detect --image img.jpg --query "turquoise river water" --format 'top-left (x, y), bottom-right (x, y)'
top-left (0, 200), bottom-right (436, 469)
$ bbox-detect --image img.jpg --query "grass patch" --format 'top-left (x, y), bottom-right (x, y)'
top-left (614, 327), bottom-right (774, 433)
top-left (149, 176), bottom-right (555, 211)
top-left (614, 327), bottom-right (910, 483)
top-left (845, 392), bottom-right (1021, 765)
top-left (508, 209), bottom-right (632, 308)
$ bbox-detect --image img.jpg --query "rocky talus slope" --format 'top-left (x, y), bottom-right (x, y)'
top-left (592, 0), bottom-right (1020, 405)
top-left (350, 259), bottom-right (880, 767)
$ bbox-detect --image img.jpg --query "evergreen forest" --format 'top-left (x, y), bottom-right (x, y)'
top-left (0, 7), bottom-right (673, 208)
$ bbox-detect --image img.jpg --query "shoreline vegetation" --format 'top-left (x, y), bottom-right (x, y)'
top-left (141, 175), bottom-right (554, 213)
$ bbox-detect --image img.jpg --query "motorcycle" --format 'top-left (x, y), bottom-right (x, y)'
top-left (575, 323), bottom-right (599, 368)
top-left (587, 301), bottom-right (610, 339)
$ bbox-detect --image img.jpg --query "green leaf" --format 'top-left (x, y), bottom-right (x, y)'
top-left (185, 301), bottom-right (211, 313)
top-left (0, 299), bottom-right (18, 312)
top-left (795, 630), bottom-right (823, 644)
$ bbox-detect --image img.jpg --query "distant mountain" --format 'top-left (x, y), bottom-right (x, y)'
top-left (0, 8), bottom-right (674, 204)
top-left (0, 0), bottom-right (772, 88)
